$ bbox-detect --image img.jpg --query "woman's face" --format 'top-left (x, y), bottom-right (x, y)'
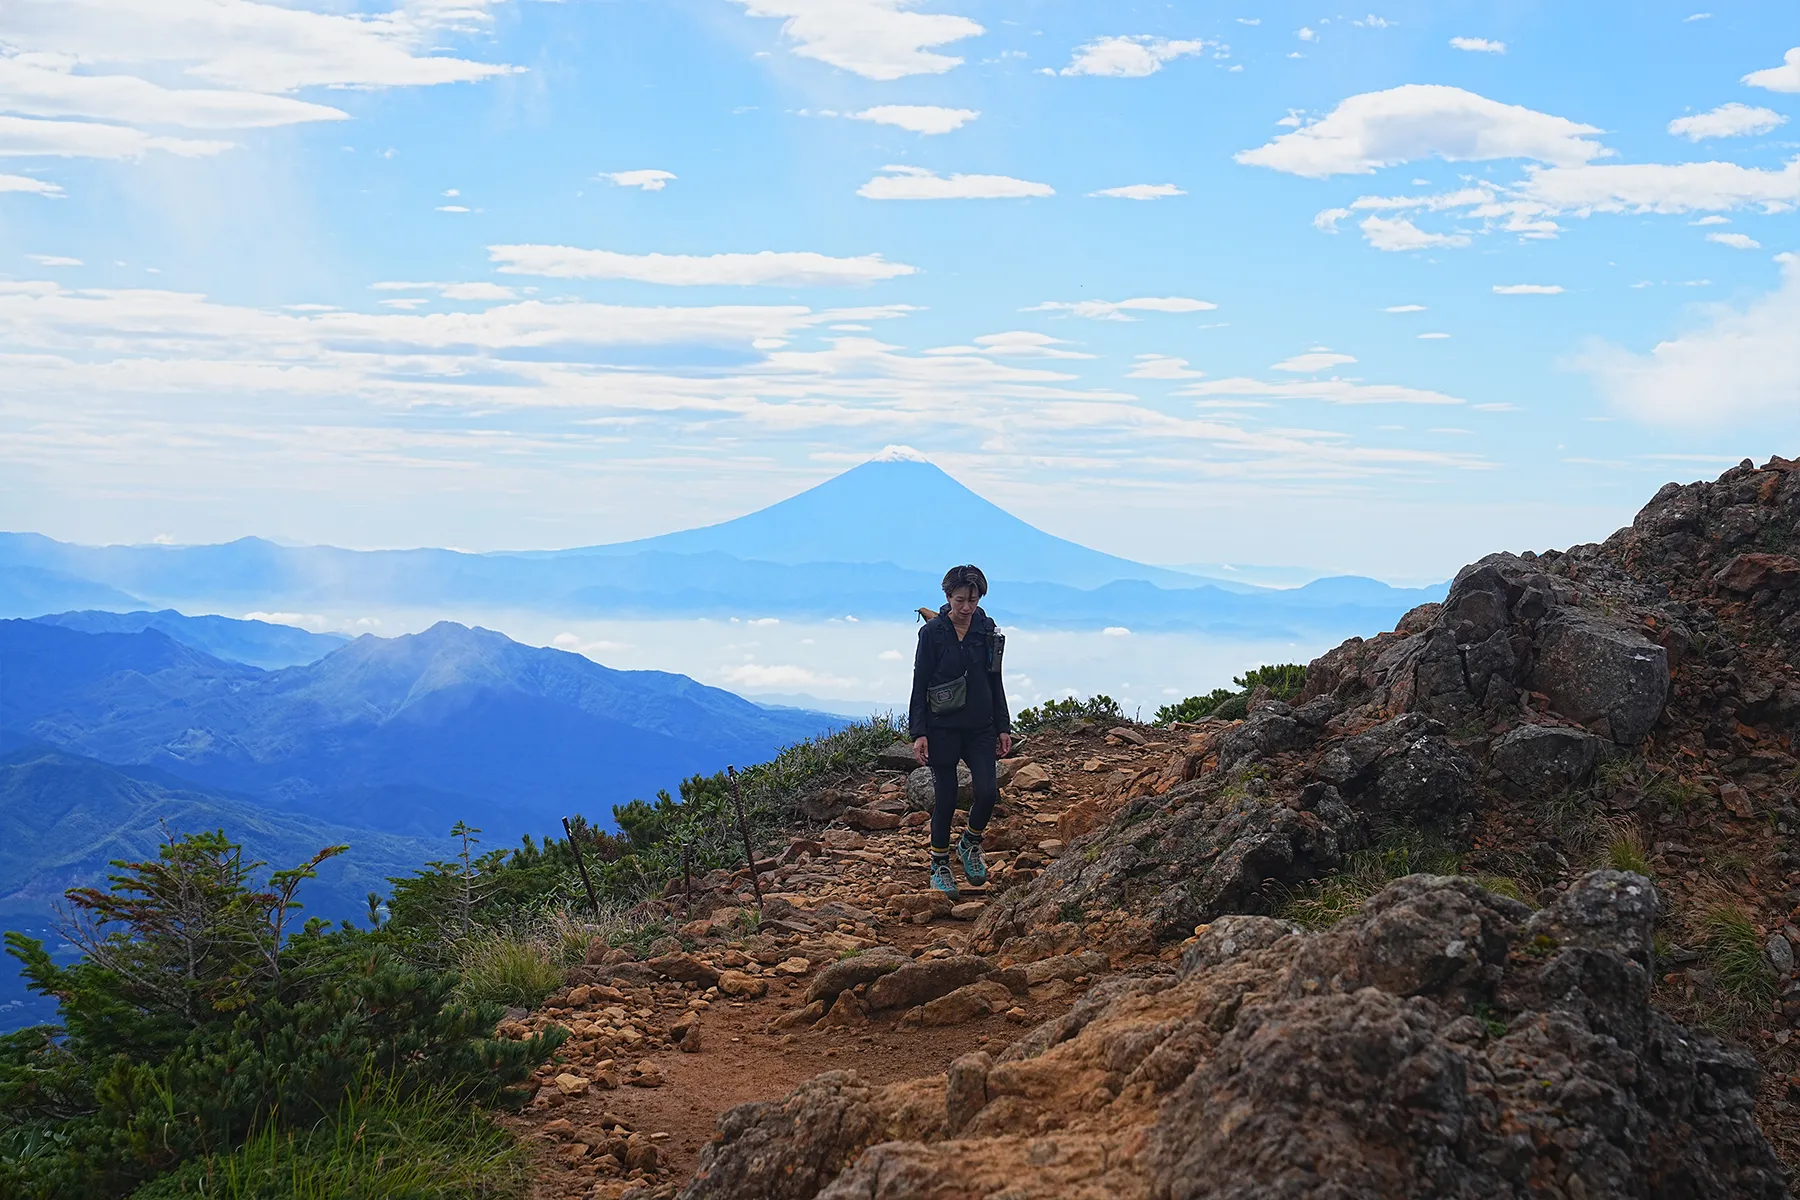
top-left (947, 586), bottom-right (980, 621)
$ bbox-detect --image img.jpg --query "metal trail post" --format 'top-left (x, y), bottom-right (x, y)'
top-left (562, 816), bottom-right (602, 919)
top-left (728, 766), bottom-right (764, 915)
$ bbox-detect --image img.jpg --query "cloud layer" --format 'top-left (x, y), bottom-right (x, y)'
top-left (487, 246), bottom-right (918, 286)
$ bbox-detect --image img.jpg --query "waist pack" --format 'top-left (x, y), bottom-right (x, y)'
top-left (927, 673), bottom-right (967, 715)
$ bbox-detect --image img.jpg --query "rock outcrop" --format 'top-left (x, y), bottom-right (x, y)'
top-left (680, 872), bottom-right (1787, 1199)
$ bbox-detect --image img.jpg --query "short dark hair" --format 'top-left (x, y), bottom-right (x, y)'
top-left (941, 564), bottom-right (988, 598)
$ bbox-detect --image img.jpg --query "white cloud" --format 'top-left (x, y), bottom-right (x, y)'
top-left (1668, 103), bottom-right (1787, 141)
top-left (26, 254), bottom-right (82, 267)
top-left (1360, 213), bottom-right (1471, 251)
top-left (1449, 37), bottom-right (1505, 53)
top-left (1237, 84), bottom-right (1607, 178)
top-left (729, 0), bottom-right (985, 81)
top-left (926, 331), bottom-right (1093, 359)
top-left (0, 54), bottom-right (349, 129)
top-left (1384, 304), bottom-right (1426, 312)
top-left (1418, 332), bottom-right (1451, 339)
top-left (605, 169), bottom-right (676, 190)
top-left (0, 172), bottom-right (60, 195)
top-left (1089, 183), bottom-right (1185, 200)
top-left (877, 648), bottom-right (902, 660)
top-left (1059, 35), bottom-right (1209, 78)
top-left (1182, 377), bottom-right (1464, 405)
top-left (487, 245), bottom-right (918, 286)
top-left (857, 164), bottom-right (1052, 200)
top-left (1706, 231), bottom-right (1761, 250)
top-left (1581, 253), bottom-right (1800, 425)
top-left (1127, 354), bottom-right (1204, 379)
top-left (1313, 207), bottom-right (1351, 231)
top-left (1297, 27), bottom-right (1317, 42)
top-left (1024, 296), bottom-right (1216, 321)
top-left (1102, 626), bottom-right (1131, 636)
top-left (0, 114), bottom-right (231, 158)
top-left (439, 282), bottom-right (517, 301)
top-left (1691, 214), bottom-right (1730, 225)
top-left (1685, 12), bottom-right (1712, 20)
top-left (0, 0), bottom-right (519, 94)
top-left (1515, 157), bottom-right (1800, 214)
top-left (435, 204), bottom-right (470, 213)
top-left (718, 662), bottom-right (856, 689)
top-left (1492, 283), bottom-right (1563, 294)
top-left (1273, 349), bottom-right (1356, 372)
top-left (1744, 47), bottom-right (1800, 93)
top-left (851, 104), bottom-right (978, 134)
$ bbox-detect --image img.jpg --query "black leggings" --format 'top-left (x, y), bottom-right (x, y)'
top-left (927, 725), bottom-right (999, 851)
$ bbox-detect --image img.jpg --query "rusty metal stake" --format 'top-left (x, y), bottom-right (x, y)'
top-left (728, 766), bottom-right (764, 915)
top-left (562, 816), bottom-right (602, 919)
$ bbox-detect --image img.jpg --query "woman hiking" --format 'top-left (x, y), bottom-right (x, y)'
top-left (908, 564), bottom-right (1012, 899)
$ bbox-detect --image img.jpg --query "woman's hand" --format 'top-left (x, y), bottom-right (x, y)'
top-left (999, 732), bottom-right (1012, 758)
top-left (912, 736), bottom-right (929, 765)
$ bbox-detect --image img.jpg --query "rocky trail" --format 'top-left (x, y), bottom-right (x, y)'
top-left (504, 455), bottom-right (1800, 1199)
top-left (500, 725), bottom-right (1170, 1199)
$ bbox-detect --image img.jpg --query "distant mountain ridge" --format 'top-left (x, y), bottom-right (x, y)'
top-left (34, 608), bottom-right (348, 669)
top-left (0, 455), bottom-right (1444, 636)
top-left (0, 618), bottom-right (837, 840)
top-left (554, 454), bottom-right (1206, 590)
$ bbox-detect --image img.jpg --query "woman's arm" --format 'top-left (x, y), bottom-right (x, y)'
top-left (907, 626), bottom-right (931, 741)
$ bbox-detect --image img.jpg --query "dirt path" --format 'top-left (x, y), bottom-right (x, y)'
top-left (495, 725), bottom-right (1160, 1200)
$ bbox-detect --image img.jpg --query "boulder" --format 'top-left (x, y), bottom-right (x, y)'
top-left (1714, 552), bottom-right (1800, 594)
top-left (803, 949), bottom-right (910, 1005)
top-left (1491, 724), bottom-right (1606, 792)
top-left (718, 970), bottom-right (767, 999)
top-left (906, 763), bottom-right (972, 811)
top-left (682, 874), bottom-right (1788, 1200)
top-left (1009, 763), bottom-right (1051, 792)
top-left (865, 955), bottom-right (992, 1011)
top-left (922, 980), bottom-right (1014, 1026)
top-left (648, 952), bottom-right (722, 987)
top-left (877, 740), bottom-right (925, 771)
top-left (1530, 610), bottom-right (1669, 743)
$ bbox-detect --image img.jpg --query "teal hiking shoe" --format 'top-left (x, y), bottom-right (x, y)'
top-left (929, 854), bottom-right (961, 900)
top-left (956, 832), bottom-right (988, 888)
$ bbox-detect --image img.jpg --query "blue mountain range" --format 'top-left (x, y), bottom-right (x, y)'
top-left (0, 456), bottom-right (1443, 635)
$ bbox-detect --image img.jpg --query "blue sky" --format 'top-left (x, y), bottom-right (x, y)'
top-left (1, 0), bottom-right (1796, 582)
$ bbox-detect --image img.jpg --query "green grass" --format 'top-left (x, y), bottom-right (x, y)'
top-left (1645, 771), bottom-right (1706, 814)
top-left (1699, 902), bottom-right (1777, 1016)
top-left (1602, 822), bottom-right (1652, 876)
top-left (455, 930), bottom-right (565, 1010)
top-left (1274, 830), bottom-right (1466, 929)
top-left (130, 1088), bottom-right (528, 1200)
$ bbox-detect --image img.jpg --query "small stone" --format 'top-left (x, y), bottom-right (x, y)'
top-left (593, 1059), bottom-right (619, 1089)
top-left (773, 1000), bottom-right (826, 1029)
top-left (950, 901), bottom-right (986, 921)
top-left (1768, 934), bottom-right (1796, 976)
top-left (543, 1117), bottom-right (574, 1136)
top-left (554, 1072), bottom-right (590, 1097)
top-left (648, 952), bottom-right (722, 987)
top-left (559, 1142), bottom-right (591, 1161)
top-left (626, 1059), bottom-right (664, 1088)
top-left (1009, 763), bottom-right (1052, 792)
top-left (566, 984), bottom-right (593, 1007)
top-left (822, 828), bottom-right (868, 850)
top-left (844, 806), bottom-right (904, 831)
top-left (774, 956), bottom-right (812, 976)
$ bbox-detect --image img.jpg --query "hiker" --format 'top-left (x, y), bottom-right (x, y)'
top-left (908, 564), bottom-right (1011, 899)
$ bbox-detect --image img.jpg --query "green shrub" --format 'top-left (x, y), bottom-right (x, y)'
top-left (0, 831), bottom-right (561, 1200)
top-left (1152, 664), bottom-right (1307, 726)
top-left (129, 1084), bottom-right (527, 1200)
top-left (1014, 695), bottom-right (1127, 733)
top-left (1154, 688), bottom-right (1235, 725)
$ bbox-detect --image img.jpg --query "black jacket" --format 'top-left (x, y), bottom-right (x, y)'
top-left (907, 605), bottom-right (1011, 738)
